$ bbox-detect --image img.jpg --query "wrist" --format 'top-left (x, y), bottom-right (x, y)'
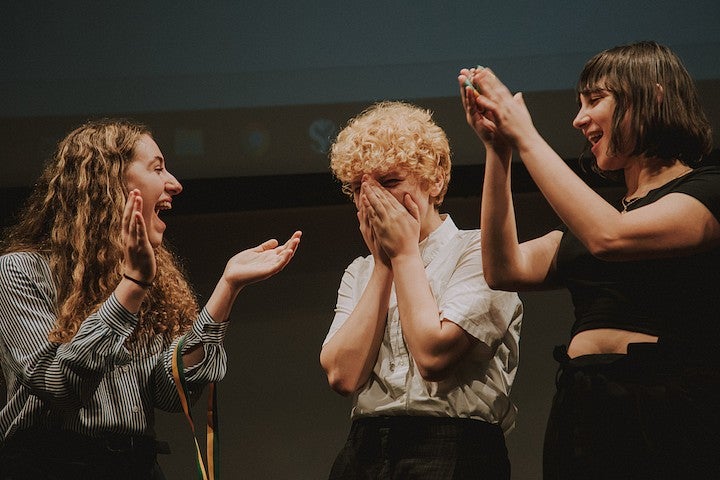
top-left (122, 273), bottom-right (154, 289)
top-left (515, 129), bottom-right (544, 157)
top-left (389, 250), bottom-right (422, 267)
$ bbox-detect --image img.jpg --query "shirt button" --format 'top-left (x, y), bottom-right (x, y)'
top-left (389, 362), bottom-right (395, 371)
top-left (132, 405), bottom-right (140, 413)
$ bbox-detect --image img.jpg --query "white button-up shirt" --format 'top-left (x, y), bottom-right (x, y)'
top-left (325, 215), bottom-right (522, 434)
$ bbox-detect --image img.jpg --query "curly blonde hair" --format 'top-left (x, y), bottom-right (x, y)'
top-left (1, 119), bottom-right (197, 346)
top-left (330, 101), bottom-right (452, 207)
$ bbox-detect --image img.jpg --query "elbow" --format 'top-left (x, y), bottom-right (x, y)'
top-left (415, 355), bottom-right (455, 382)
top-left (585, 235), bottom-right (621, 261)
top-left (320, 352), bottom-right (361, 397)
top-left (484, 270), bottom-right (518, 292)
top-left (482, 260), bottom-right (522, 291)
top-left (414, 341), bottom-right (494, 382)
top-left (324, 370), bottom-right (360, 397)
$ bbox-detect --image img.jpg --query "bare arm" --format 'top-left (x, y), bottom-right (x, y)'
top-left (320, 205), bottom-right (392, 396)
top-left (183, 231), bottom-right (302, 367)
top-left (320, 263), bottom-right (392, 396)
top-left (466, 68), bottom-right (720, 261)
top-left (361, 179), bottom-right (479, 381)
top-left (459, 71), bottom-right (563, 290)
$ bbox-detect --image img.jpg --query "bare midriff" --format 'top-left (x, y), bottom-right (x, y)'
top-left (567, 328), bottom-right (659, 358)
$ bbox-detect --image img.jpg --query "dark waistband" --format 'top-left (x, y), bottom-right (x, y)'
top-left (3, 428), bottom-right (170, 457)
top-left (552, 343), bottom-right (720, 388)
top-left (556, 341), bottom-right (720, 367)
top-left (351, 416), bottom-right (502, 439)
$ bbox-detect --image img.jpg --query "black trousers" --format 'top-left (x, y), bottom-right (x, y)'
top-left (328, 416), bottom-right (510, 480)
top-left (544, 344), bottom-right (720, 480)
top-left (0, 429), bottom-right (168, 480)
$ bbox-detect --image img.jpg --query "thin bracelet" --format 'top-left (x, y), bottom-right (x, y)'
top-left (122, 273), bottom-right (154, 289)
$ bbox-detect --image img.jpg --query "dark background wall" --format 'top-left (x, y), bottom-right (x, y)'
top-left (2, 1), bottom-right (720, 478)
top-left (152, 192), bottom-right (585, 480)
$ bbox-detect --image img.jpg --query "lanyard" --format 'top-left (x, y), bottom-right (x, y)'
top-left (172, 336), bottom-right (220, 480)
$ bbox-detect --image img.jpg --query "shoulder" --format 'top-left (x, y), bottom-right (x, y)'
top-left (0, 251), bottom-right (52, 287)
top-left (673, 166), bottom-right (720, 219)
top-left (342, 254), bottom-right (373, 276)
top-left (0, 251), bottom-right (49, 273)
top-left (450, 228), bottom-right (483, 263)
top-left (455, 228), bottom-right (481, 243)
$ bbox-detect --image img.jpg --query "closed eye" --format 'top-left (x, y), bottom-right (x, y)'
top-left (381, 179), bottom-right (402, 188)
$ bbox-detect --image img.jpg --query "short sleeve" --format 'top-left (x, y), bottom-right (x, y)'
top-left (674, 166), bottom-right (720, 221)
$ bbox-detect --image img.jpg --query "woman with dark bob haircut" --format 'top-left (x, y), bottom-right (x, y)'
top-left (460, 41), bottom-right (719, 478)
top-left (0, 119), bottom-right (301, 479)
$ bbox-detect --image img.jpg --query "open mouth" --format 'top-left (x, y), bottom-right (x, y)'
top-left (154, 201), bottom-right (172, 215)
top-left (587, 132), bottom-right (603, 145)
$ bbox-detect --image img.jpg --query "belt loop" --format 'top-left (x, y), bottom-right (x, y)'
top-left (553, 345), bottom-right (570, 389)
top-left (553, 345), bottom-right (569, 364)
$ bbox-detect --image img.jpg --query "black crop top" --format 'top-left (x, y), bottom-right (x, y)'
top-left (555, 166), bottom-right (720, 350)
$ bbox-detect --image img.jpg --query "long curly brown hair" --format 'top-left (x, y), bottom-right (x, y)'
top-left (1, 119), bottom-right (198, 346)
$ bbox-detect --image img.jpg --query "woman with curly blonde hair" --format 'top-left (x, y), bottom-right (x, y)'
top-left (0, 119), bottom-right (301, 479)
top-left (321, 102), bottom-right (522, 479)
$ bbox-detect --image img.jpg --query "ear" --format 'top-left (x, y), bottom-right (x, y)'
top-left (655, 83), bottom-right (664, 105)
top-left (429, 169), bottom-right (445, 198)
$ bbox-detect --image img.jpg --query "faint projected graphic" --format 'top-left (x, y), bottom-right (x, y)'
top-left (308, 118), bottom-right (338, 155)
top-left (241, 124), bottom-right (271, 157)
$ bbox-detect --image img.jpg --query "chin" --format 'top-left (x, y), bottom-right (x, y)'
top-left (148, 233), bottom-right (164, 248)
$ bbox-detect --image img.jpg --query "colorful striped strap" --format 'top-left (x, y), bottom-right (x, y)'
top-left (172, 336), bottom-right (220, 480)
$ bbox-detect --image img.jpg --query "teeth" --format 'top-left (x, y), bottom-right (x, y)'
top-left (588, 133), bottom-right (602, 144)
top-left (155, 201), bottom-right (171, 212)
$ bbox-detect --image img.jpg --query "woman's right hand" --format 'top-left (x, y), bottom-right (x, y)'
top-left (459, 68), bottom-right (508, 153)
top-left (358, 198), bottom-right (391, 269)
top-left (121, 189), bottom-right (156, 284)
top-left (459, 67), bottom-right (539, 153)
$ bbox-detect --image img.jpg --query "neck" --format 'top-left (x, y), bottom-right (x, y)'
top-left (623, 157), bottom-right (691, 201)
top-left (419, 210), bottom-right (444, 241)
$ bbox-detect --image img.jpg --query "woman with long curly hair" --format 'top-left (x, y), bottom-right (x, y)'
top-left (0, 119), bottom-right (301, 479)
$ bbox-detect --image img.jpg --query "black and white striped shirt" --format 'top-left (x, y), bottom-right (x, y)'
top-left (0, 251), bottom-right (228, 442)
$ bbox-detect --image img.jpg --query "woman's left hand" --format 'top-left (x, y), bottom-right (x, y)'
top-left (221, 231), bottom-right (302, 290)
top-left (462, 67), bottom-right (539, 149)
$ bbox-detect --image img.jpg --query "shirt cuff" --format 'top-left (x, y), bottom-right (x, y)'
top-left (99, 293), bottom-right (139, 338)
top-left (190, 307), bottom-right (229, 345)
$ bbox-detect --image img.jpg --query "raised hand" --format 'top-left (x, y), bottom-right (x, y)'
top-left (121, 189), bottom-right (156, 284)
top-left (459, 67), bottom-right (502, 145)
top-left (460, 67), bottom-right (537, 149)
top-left (221, 231), bottom-right (302, 290)
top-left (358, 201), bottom-right (391, 268)
top-left (360, 177), bottom-right (420, 259)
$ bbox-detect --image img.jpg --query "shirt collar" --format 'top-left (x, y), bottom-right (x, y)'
top-left (418, 214), bottom-right (457, 267)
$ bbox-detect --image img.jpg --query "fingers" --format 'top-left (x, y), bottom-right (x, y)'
top-left (402, 193), bottom-right (420, 221)
top-left (255, 230), bottom-right (302, 256)
top-left (122, 190), bottom-right (140, 236)
top-left (256, 239), bottom-right (280, 252)
top-left (360, 178), bottom-right (397, 219)
top-left (132, 210), bottom-right (147, 245)
top-left (282, 231), bottom-right (302, 254)
top-left (125, 191), bottom-right (148, 247)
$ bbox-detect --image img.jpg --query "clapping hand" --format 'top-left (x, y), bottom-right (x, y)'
top-left (221, 231), bottom-right (302, 290)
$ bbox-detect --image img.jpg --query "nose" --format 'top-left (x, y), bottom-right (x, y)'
top-left (572, 108), bottom-right (589, 130)
top-left (165, 171), bottom-right (183, 195)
